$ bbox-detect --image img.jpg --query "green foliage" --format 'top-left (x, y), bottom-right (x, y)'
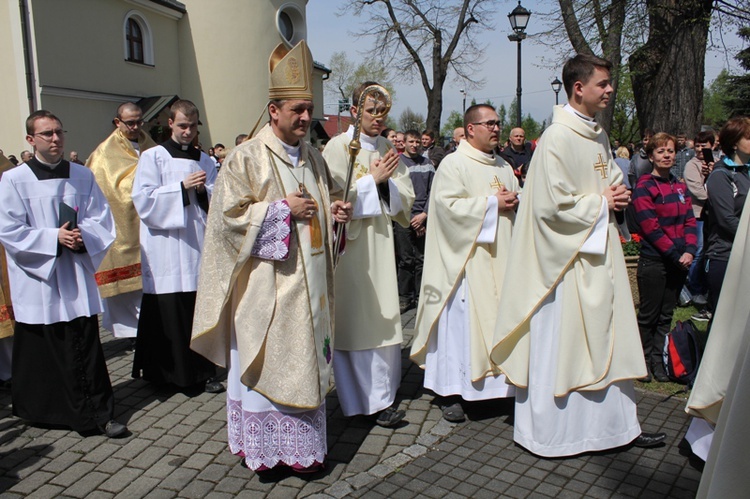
top-left (611, 68), bottom-right (640, 144)
top-left (440, 110), bottom-right (464, 138)
top-left (703, 70), bottom-right (733, 129)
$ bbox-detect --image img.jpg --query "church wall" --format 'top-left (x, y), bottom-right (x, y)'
top-left (177, 0), bottom-right (317, 148)
top-left (0, 1), bottom-right (36, 155)
top-left (30, 0), bottom-right (182, 98)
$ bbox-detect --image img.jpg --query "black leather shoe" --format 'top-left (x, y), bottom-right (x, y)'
top-left (99, 420), bottom-right (128, 438)
top-left (653, 372), bottom-right (670, 383)
top-left (375, 406), bottom-right (406, 427)
top-left (633, 432), bottom-right (666, 448)
top-left (441, 402), bottom-right (465, 422)
top-left (205, 379), bottom-right (225, 393)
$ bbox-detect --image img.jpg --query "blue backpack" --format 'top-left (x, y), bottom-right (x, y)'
top-left (663, 320), bottom-right (703, 386)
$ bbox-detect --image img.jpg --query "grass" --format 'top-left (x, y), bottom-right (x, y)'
top-left (633, 303), bottom-right (708, 399)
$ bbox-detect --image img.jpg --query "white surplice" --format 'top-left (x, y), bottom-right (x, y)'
top-left (132, 145), bottom-right (217, 294)
top-left (0, 163), bottom-right (115, 324)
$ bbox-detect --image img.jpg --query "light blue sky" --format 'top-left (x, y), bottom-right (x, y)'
top-left (306, 0), bottom-right (742, 129)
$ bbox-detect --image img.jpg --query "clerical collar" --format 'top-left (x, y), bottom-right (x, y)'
top-left (345, 125), bottom-right (379, 151)
top-left (26, 157), bottom-right (70, 180)
top-left (34, 154), bottom-right (63, 169)
top-left (162, 138), bottom-right (200, 161)
top-left (277, 137), bottom-right (301, 167)
top-left (563, 104), bottom-right (596, 124)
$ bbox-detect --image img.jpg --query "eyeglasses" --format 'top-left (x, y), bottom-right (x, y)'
top-left (33, 129), bottom-right (66, 139)
top-left (119, 119), bottom-right (144, 128)
top-left (472, 120), bottom-right (501, 130)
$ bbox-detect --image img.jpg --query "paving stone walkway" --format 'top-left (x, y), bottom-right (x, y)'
top-left (0, 309), bottom-right (703, 498)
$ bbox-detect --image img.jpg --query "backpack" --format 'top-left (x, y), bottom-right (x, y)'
top-left (663, 320), bottom-right (703, 386)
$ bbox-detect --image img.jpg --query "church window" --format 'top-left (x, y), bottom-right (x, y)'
top-left (123, 11), bottom-right (154, 66)
top-left (276, 4), bottom-right (306, 46)
top-left (126, 19), bottom-right (144, 63)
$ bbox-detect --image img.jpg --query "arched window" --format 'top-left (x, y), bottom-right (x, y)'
top-left (123, 11), bottom-right (154, 65)
top-left (126, 18), bottom-right (144, 63)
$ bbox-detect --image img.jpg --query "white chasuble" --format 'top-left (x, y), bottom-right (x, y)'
top-left (410, 140), bottom-right (518, 400)
top-left (492, 106), bottom-right (646, 457)
top-left (323, 127), bottom-right (414, 417)
top-left (0, 163), bottom-right (115, 324)
top-left (132, 146), bottom-right (217, 294)
top-left (323, 127), bottom-right (415, 351)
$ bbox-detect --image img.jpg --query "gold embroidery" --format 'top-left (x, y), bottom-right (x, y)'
top-left (490, 175), bottom-right (505, 190)
top-left (593, 153), bottom-right (608, 179)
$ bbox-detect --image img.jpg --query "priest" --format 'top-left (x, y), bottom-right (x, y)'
top-left (491, 54), bottom-right (665, 457)
top-left (191, 40), bottom-right (351, 473)
top-left (88, 102), bottom-right (155, 341)
top-left (0, 111), bottom-right (126, 437)
top-left (322, 81), bottom-right (415, 427)
top-left (131, 99), bottom-right (222, 394)
top-left (410, 104), bottom-right (518, 422)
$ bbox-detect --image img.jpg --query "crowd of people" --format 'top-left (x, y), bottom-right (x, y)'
top-left (0, 43), bottom-right (749, 494)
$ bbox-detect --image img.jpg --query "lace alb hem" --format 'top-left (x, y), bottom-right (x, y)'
top-left (227, 397), bottom-right (327, 470)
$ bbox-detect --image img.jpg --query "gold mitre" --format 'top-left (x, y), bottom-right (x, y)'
top-left (268, 39), bottom-right (313, 101)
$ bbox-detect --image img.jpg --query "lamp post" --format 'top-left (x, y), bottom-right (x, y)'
top-left (551, 77), bottom-right (562, 106)
top-left (460, 88), bottom-right (467, 113)
top-left (507, 1), bottom-right (531, 128)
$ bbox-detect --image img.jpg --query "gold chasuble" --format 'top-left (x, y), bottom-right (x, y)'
top-left (491, 106), bottom-right (646, 395)
top-left (323, 132), bottom-right (415, 351)
top-left (191, 124), bottom-right (342, 409)
top-left (687, 194), bottom-right (750, 425)
top-left (0, 154), bottom-right (15, 338)
top-left (87, 129), bottom-right (156, 297)
top-left (410, 140), bottom-right (518, 380)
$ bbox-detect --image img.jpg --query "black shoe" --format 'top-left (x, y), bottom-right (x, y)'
top-left (205, 379), bottom-right (225, 393)
top-left (653, 372), bottom-right (670, 383)
top-left (441, 402), bottom-right (465, 422)
top-left (99, 420), bottom-right (128, 438)
top-left (375, 406), bottom-right (406, 427)
top-left (637, 367), bottom-right (652, 383)
top-left (399, 299), bottom-right (414, 314)
top-left (633, 432), bottom-right (666, 448)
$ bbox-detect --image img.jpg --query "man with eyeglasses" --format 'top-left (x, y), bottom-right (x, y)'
top-left (322, 81), bottom-right (415, 428)
top-left (87, 102), bottom-right (156, 346)
top-left (410, 104), bottom-right (519, 422)
top-left (0, 110), bottom-right (128, 438)
top-left (131, 99), bottom-right (222, 395)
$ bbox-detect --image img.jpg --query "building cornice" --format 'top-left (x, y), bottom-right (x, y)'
top-left (41, 85), bottom-right (140, 103)
top-left (124, 0), bottom-right (185, 20)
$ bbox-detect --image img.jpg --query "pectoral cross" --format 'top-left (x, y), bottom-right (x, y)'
top-left (593, 154), bottom-right (608, 179)
top-left (490, 175), bottom-right (505, 190)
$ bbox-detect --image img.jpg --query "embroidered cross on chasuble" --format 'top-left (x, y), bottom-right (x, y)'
top-left (593, 154), bottom-right (608, 179)
top-left (490, 175), bottom-right (505, 190)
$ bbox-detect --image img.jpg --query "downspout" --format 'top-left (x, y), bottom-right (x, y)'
top-left (19, 0), bottom-right (36, 113)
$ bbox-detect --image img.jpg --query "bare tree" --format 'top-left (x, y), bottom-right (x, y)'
top-left (325, 51), bottom-right (396, 105)
top-left (341, 0), bottom-right (499, 131)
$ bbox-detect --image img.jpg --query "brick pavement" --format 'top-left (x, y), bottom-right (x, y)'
top-left (0, 309), bottom-right (703, 498)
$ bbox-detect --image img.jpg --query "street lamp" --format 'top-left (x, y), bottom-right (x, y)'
top-left (508, 1), bottom-right (531, 128)
top-left (460, 88), bottom-right (467, 113)
top-left (551, 77), bottom-right (562, 105)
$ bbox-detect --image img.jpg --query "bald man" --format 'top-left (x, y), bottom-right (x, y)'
top-left (500, 127), bottom-right (534, 176)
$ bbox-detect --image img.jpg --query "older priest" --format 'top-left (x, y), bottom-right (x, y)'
top-left (191, 40), bottom-right (351, 473)
top-left (88, 102), bottom-right (156, 338)
top-left (410, 104), bottom-right (518, 422)
top-left (491, 54), bottom-right (664, 457)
